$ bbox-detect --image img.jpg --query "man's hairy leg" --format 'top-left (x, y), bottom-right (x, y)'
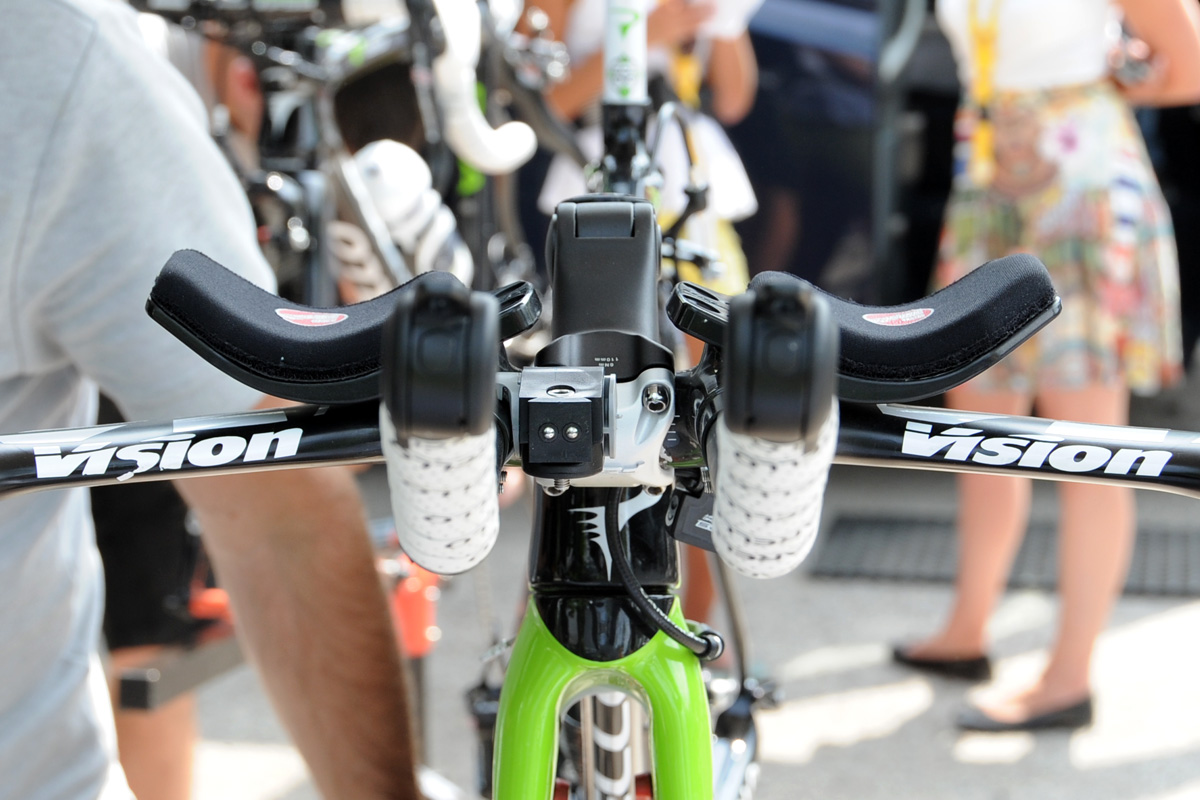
top-left (175, 463), bottom-right (421, 800)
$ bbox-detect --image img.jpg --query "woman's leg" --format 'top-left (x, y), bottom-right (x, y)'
top-left (681, 544), bottom-right (716, 624)
top-left (903, 385), bottom-right (1033, 660)
top-left (975, 383), bottom-right (1135, 720)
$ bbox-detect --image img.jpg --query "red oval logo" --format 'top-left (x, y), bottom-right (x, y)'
top-left (275, 308), bottom-right (349, 327)
top-left (863, 308), bottom-right (934, 327)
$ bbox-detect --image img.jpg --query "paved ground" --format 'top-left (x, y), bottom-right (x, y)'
top-left (190, 382), bottom-right (1200, 800)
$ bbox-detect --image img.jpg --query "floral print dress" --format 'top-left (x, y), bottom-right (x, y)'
top-left (937, 81), bottom-right (1182, 395)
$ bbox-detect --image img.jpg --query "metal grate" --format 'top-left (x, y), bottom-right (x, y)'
top-left (810, 517), bottom-right (1200, 597)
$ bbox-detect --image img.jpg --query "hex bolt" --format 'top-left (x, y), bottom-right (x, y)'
top-left (642, 384), bottom-right (670, 413)
top-left (564, 425), bottom-right (581, 441)
top-left (540, 425), bottom-right (557, 441)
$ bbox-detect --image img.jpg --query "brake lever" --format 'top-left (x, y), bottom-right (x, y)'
top-left (504, 8), bottom-right (571, 91)
top-left (405, 0), bottom-right (448, 148)
top-left (662, 182), bottom-right (708, 241)
top-left (491, 10), bottom-right (587, 167)
top-left (661, 237), bottom-right (726, 286)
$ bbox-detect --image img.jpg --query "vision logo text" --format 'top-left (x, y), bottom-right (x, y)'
top-left (33, 428), bottom-right (304, 482)
top-left (900, 422), bottom-right (1171, 477)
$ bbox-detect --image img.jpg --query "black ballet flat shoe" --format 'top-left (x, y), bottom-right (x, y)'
top-left (891, 644), bottom-right (993, 681)
top-left (956, 696), bottom-right (1094, 732)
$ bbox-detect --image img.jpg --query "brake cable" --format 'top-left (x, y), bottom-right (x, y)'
top-left (604, 492), bottom-right (725, 662)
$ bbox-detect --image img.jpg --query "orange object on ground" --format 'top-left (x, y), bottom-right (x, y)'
top-left (189, 587), bottom-right (233, 624)
top-left (389, 555), bottom-right (441, 658)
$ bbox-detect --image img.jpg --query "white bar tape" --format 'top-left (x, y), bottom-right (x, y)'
top-left (380, 407), bottom-right (500, 575)
top-left (711, 402), bottom-right (839, 579)
top-left (429, 0), bottom-right (538, 174)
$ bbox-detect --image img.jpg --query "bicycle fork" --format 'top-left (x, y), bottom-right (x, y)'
top-left (491, 596), bottom-right (712, 800)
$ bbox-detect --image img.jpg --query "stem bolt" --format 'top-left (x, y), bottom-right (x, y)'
top-left (642, 384), bottom-right (670, 413)
top-left (540, 425), bottom-right (557, 441)
top-left (564, 425), bottom-right (581, 441)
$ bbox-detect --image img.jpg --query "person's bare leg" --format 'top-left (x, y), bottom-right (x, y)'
top-left (178, 461), bottom-right (423, 799)
top-left (974, 383), bottom-right (1134, 721)
top-left (108, 645), bottom-right (196, 800)
top-left (681, 544), bottom-right (716, 623)
top-left (755, 188), bottom-right (802, 274)
top-left (903, 386), bottom-right (1033, 660)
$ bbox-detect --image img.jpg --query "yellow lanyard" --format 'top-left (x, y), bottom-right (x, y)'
top-left (670, 50), bottom-right (704, 109)
top-left (967, 0), bottom-right (1002, 185)
top-left (669, 47), bottom-right (705, 201)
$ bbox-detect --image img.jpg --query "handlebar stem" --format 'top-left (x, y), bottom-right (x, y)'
top-left (600, 103), bottom-right (652, 196)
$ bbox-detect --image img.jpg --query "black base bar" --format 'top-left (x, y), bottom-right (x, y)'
top-left (0, 402), bottom-right (382, 500)
top-left (837, 403), bottom-right (1200, 501)
top-left (7, 400), bottom-right (1200, 504)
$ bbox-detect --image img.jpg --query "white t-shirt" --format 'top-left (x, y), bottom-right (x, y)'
top-left (0, 1), bottom-right (275, 798)
top-left (936, 0), bottom-right (1113, 92)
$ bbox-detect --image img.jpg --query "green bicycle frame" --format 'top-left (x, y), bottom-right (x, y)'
top-left (492, 595), bottom-right (712, 799)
